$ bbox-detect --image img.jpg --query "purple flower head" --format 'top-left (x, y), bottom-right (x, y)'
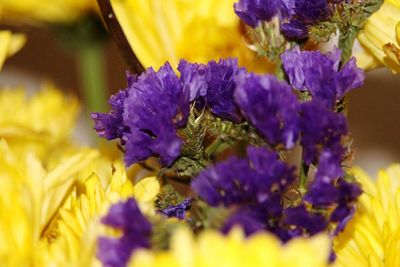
top-left (282, 47), bottom-right (364, 109)
top-left (123, 63), bottom-right (190, 167)
top-left (192, 146), bottom-right (295, 207)
top-left (292, 0), bottom-right (330, 24)
top-left (91, 74), bottom-right (133, 140)
top-left (300, 101), bottom-right (348, 165)
top-left (234, 0), bottom-right (281, 27)
top-left (178, 60), bottom-right (208, 101)
top-left (280, 20), bottom-right (308, 39)
top-left (222, 206), bottom-right (267, 236)
top-left (284, 204), bottom-right (328, 235)
top-left (159, 198), bottom-right (192, 220)
top-left (205, 58), bottom-right (243, 122)
top-left (234, 72), bottom-right (300, 149)
top-left (97, 198), bottom-right (152, 267)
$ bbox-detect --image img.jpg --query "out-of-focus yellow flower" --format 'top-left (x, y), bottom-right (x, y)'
top-left (0, 0), bottom-right (98, 23)
top-left (40, 156), bottom-right (159, 266)
top-left (111, 0), bottom-right (270, 72)
top-left (0, 85), bottom-right (80, 163)
top-left (0, 30), bottom-right (25, 70)
top-left (129, 227), bottom-right (330, 267)
top-left (334, 165), bottom-right (400, 267)
top-left (355, 0), bottom-right (400, 73)
top-left (0, 139), bottom-right (97, 266)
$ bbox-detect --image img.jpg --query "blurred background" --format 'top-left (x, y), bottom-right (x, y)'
top-left (0, 27), bottom-right (399, 175)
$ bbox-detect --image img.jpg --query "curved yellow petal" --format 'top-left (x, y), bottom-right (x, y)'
top-left (0, 31), bottom-right (26, 70)
top-left (129, 226), bottom-right (331, 267)
top-left (334, 164), bottom-right (400, 266)
top-left (356, 0), bottom-right (400, 73)
top-left (111, 0), bottom-right (271, 72)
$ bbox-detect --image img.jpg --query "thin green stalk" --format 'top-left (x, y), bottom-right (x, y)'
top-left (205, 137), bottom-right (225, 156)
top-left (77, 43), bottom-right (108, 113)
top-left (299, 158), bottom-right (310, 196)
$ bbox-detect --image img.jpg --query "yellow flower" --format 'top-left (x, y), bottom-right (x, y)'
top-left (0, 0), bottom-right (98, 23)
top-left (0, 139), bottom-right (97, 266)
top-left (40, 156), bottom-right (160, 266)
top-left (0, 85), bottom-right (80, 163)
top-left (111, 0), bottom-right (270, 72)
top-left (334, 164), bottom-right (400, 267)
top-left (0, 30), bottom-right (26, 70)
top-left (355, 0), bottom-right (400, 73)
top-left (129, 227), bottom-right (331, 267)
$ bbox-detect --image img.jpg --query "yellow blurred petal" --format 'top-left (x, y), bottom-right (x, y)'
top-left (129, 226), bottom-right (330, 267)
top-left (357, 0), bottom-right (400, 73)
top-left (111, 0), bottom-right (272, 72)
top-left (335, 164), bottom-right (400, 266)
top-left (0, 31), bottom-right (26, 70)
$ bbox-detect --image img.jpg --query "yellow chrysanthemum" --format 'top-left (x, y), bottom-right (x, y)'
top-left (111, 0), bottom-right (270, 72)
top-left (355, 0), bottom-right (400, 73)
top-left (0, 30), bottom-right (26, 70)
top-left (0, 0), bottom-right (98, 23)
top-left (0, 85), bottom-right (80, 163)
top-left (334, 164), bottom-right (400, 267)
top-left (0, 139), bottom-right (97, 266)
top-left (40, 156), bottom-right (160, 266)
top-left (129, 227), bottom-right (331, 267)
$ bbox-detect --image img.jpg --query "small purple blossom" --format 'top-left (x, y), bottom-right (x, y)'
top-left (192, 146), bottom-right (295, 207)
top-left (234, 0), bottom-right (332, 39)
top-left (234, 72), bottom-right (300, 149)
top-left (281, 47), bottom-right (364, 108)
top-left (205, 59), bottom-right (243, 122)
top-left (300, 101), bottom-right (348, 165)
top-left (122, 63), bottom-right (190, 167)
top-left (234, 0), bottom-right (281, 27)
top-left (97, 198), bottom-right (152, 267)
top-left (284, 204), bottom-right (328, 235)
top-left (159, 198), bottom-right (192, 220)
top-left (178, 60), bottom-right (208, 101)
top-left (91, 75), bottom-right (133, 140)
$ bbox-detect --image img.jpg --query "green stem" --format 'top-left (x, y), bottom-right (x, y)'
top-left (205, 137), bottom-right (225, 156)
top-left (77, 43), bottom-right (108, 113)
top-left (299, 159), bottom-right (309, 196)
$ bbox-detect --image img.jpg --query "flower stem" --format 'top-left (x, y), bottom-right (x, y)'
top-left (299, 159), bottom-right (309, 196)
top-left (77, 42), bottom-right (108, 113)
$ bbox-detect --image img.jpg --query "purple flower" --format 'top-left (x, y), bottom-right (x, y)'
top-left (97, 198), bottom-right (152, 267)
top-left (222, 206), bottom-right (267, 236)
top-left (234, 72), bottom-right (300, 149)
top-left (192, 146), bottom-right (295, 207)
top-left (280, 20), bottom-right (308, 39)
top-left (159, 198), bottom-right (192, 220)
top-left (284, 204), bottom-right (328, 235)
top-left (178, 60), bottom-right (207, 101)
top-left (292, 0), bottom-right (330, 24)
top-left (281, 47), bottom-right (364, 109)
top-left (123, 63), bottom-right (190, 166)
top-left (205, 59), bottom-right (243, 122)
top-left (300, 101), bottom-right (348, 165)
top-left (91, 74), bottom-right (134, 140)
top-left (234, 0), bottom-right (281, 27)
top-left (234, 0), bottom-right (332, 39)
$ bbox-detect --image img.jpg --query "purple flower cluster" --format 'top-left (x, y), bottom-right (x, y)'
top-left (234, 72), bottom-right (300, 149)
top-left (234, 0), bottom-right (333, 39)
top-left (192, 146), bottom-right (296, 236)
top-left (97, 198), bottom-right (152, 267)
top-left (282, 47), bottom-right (364, 109)
top-left (92, 59), bottom-right (243, 167)
top-left (159, 198), bottom-right (192, 220)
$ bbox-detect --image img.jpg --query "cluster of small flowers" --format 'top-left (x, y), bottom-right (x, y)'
top-left (234, 0), bottom-right (344, 39)
top-left (91, 1), bottom-right (366, 266)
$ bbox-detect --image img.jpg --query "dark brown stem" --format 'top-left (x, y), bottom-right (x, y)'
top-left (97, 0), bottom-right (145, 74)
